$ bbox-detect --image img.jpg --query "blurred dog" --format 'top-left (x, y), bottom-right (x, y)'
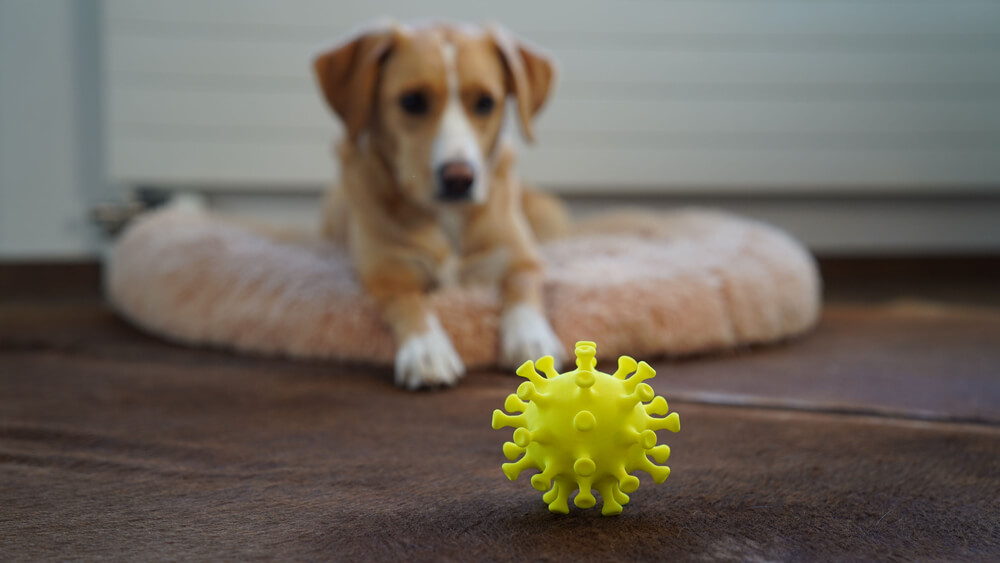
top-left (312, 21), bottom-right (569, 389)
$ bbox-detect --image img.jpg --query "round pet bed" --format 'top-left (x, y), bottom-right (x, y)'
top-left (106, 206), bottom-right (821, 368)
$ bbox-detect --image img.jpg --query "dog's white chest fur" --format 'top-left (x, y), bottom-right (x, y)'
top-left (433, 208), bottom-right (509, 288)
top-left (437, 208), bottom-right (465, 251)
top-left (434, 209), bottom-right (464, 288)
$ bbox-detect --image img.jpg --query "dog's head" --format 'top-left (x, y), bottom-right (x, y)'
top-left (313, 21), bottom-right (554, 206)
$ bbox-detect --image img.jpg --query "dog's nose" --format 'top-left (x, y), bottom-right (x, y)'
top-left (437, 161), bottom-right (475, 201)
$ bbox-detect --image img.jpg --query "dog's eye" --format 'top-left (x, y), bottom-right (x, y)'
top-left (399, 91), bottom-right (429, 116)
top-left (473, 94), bottom-right (495, 116)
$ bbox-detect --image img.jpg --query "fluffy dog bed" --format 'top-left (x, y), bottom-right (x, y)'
top-left (106, 206), bottom-right (820, 368)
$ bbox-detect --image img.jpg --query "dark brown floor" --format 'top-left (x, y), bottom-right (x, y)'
top-left (1, 261), bottom-right (999, 561)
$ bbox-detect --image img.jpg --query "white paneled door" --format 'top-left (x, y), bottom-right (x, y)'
top-left (104, 0), bottom-right (1000, 193)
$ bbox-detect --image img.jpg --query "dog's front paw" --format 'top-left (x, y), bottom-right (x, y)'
top-left (500, 304), bottom-right (566, 369)
top-left (395, 317), bottom-right (465, 390)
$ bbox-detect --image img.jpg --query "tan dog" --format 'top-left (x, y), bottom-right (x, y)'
top-left (313, 21), bottom-right (569, 389)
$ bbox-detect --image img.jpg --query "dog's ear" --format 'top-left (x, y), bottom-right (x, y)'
top-left (313, 24), bottom-right (400, 142)
top-left (489, 25), bottom-right (556, 143)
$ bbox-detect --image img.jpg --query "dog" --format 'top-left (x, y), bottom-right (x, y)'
top-left (312, 20), bottom-right (570, 389)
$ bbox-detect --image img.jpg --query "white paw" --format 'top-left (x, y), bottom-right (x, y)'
top-left (395, 317), bottom-right (465, 390)
top-left (500, 304), bottom-right (566, 369)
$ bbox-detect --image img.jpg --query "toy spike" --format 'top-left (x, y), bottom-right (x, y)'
top-left (531, 464), bottom-right (558, 492)
top-left (624, 361), bottom-right (656, 393)
top-left (611, 483), bottom-right (630, 506)
top-left (542, 481), bottom-right (561, 504)
top-left (613, 465), bottom-right (641, 493)
top-left (491, 410), bottom-right (525, 430)
top-left (504, 394), bottom-right (527, 414)
top-left (545, 479), bottom-right (572, 514)
top-left (575, 369), bottom-right (596, 389)
top-left (636, 456), bottom-right (671, 483)
top-left (516, 381), bottom-right (551, 406)
top-left (515, 360), bottom-right (547, 387)
top-left (648, 444), bottom-right (671, 464)
top-left (638, 429), bottom-right (658, 449)
top-left (513, 426), bottom-right (552, 447)
top-left (574, 478), bottom-right (596, 508)
top-left (492, 342), bottom-right (680, 515)
top-left (501, 454), bottom-right (538, 481)
top-left (502, 441), bottom-right (524, 461)
top-left (573, 410), bottom-right (596, 432)
top-left (573, 456), bottom-right (596, 476)
top-left (619, 382), bottom-right (655, 410)
top-left (612, 355), bottom-right (638, 379)
top-left (574, 341), bottom-right (597, 370)
top-left (512, 427), bottom-right (531, 447)
top-left (647, 412), bottom-right (681, 433)
top-left (535, 355), bottom-right (561, 379)
top-left (597, 480), bottom-right (624, 516)
top-left (644, 396), bottom-right (669, 416)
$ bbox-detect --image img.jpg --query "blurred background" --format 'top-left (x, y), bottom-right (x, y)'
top-left (1, 0), bottom-right (999, 261)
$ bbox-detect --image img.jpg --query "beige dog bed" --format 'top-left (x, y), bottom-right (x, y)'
top-left (106, 206), bottom-right (820, 368)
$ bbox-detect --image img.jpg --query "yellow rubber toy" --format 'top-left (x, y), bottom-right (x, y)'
top-left (492, 341), bottom-right (680, 515)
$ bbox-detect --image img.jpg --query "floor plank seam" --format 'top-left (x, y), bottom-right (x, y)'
top-left (671, 393), bottom-right (1000, 430)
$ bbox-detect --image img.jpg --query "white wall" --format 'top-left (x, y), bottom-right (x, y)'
top-left (0, 0), bottom-right (112, 260)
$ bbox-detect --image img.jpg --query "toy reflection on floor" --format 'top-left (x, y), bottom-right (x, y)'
top-left (492, 341), bottom-right (681, 515)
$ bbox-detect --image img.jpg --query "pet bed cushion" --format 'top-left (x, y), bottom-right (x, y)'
top-left (106, 206), bottom-right (820, 368)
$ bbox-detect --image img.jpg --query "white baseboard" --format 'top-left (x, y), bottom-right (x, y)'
top-left (197, 189), bottom-right (1000, 255)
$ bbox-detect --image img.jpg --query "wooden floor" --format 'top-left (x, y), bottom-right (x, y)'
top-left (1, 261), bottom-right (999, 561)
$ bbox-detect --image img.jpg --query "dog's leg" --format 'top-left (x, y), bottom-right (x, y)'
top-left (499, 266), bottom-right (566, 369)
top-left (369, 275), bottom-right (465, 390)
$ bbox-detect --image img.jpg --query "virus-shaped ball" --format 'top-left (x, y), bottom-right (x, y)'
top-left (492, 341), bottom-right (681, 515)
